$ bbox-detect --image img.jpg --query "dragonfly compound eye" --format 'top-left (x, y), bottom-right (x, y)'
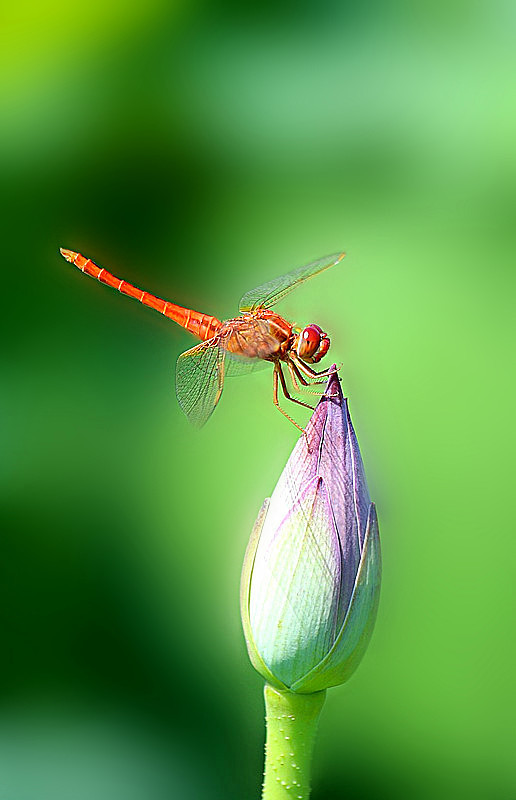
top-left (311, 333), bottom-right (330, 363)
top-left (297, 324), bottom-right (324, 360)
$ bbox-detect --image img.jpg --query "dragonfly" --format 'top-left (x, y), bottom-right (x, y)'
top-left (60, 248), bottom-right (345, 430)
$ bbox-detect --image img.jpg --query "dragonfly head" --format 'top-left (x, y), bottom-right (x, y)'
top-left (296, 324), bottom-right (330, 363)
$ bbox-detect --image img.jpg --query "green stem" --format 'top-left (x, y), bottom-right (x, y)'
top-left (262, 683), bottom-right (326, 800)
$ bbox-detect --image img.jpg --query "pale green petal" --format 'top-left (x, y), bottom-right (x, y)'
top-left (291, 503), bottom-right (381, 693)
top-left (249, 477), bottom-right (342, 688)
top-left (240, 498), bottom-right (288, 690)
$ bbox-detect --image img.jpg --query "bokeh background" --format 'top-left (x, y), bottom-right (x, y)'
top-left (1, 1), bottom-right (515, 798)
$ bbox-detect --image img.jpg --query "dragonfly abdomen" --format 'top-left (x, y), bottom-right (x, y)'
top-left (177, 309), bottom-right (222, 341)
top-left (60, 249), bottom-right (222, 341)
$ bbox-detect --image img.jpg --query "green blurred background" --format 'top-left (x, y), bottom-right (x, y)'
top-left (1, 1), bottom-right (515, 798)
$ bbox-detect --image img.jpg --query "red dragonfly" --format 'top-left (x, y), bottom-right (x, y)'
top-left (60, 248), bottom-right (345, 429)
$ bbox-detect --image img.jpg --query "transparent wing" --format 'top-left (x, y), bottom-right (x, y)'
top-left (239, 252), bottom-right (345, 312)
top-left (175, 339), bottom-right (226, 428)
top-left (225, 352), bottom-right (269, 377)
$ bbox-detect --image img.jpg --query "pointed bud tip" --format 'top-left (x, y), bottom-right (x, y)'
top-left (303, 366), bottom-right (346, 446)
top-left (321, 366), bottom-right (345, 405)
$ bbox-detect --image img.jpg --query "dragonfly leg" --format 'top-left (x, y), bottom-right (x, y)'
top-left (273, 364), bottom-right (306, 433)
top-left (277, 361), bottom-right (315, 411)
top-left (286, 359), bottom-right (326, 397)
top-left (291, 354), bottom-right (339, 380)
top-left (286, 360), bottom-right (326, 397)
top-left (287, 359), bottom-right (308, 389)
top-left (286, 360), bottom-right (303, 391)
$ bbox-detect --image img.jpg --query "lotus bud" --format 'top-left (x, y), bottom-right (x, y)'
top-left (240, 368), bottom-right (381, 694)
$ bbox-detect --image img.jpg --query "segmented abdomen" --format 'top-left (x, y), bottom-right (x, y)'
top-left (61, 249), bottom-right (222, 341)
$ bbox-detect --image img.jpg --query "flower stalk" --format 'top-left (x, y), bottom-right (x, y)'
top-left (262, 684), bottom-right (326, 800)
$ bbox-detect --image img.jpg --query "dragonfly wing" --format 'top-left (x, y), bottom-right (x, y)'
top-left (175, 339), bottom-right (226, 428)
top-left (239, 252), bottom-right (345, 311)
top-left (224, 352), bottom-right (269, 377)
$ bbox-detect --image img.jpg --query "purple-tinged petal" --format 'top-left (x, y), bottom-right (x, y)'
top-left (272, 370), bottom-right (369, 619)
top-left (291, 503), bottom-right (381, 693)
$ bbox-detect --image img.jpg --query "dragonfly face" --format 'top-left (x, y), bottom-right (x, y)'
top-left (294, 324), bottom-right (330, 364)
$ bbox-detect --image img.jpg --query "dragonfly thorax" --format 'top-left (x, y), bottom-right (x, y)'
top-left (221, 311), bottom-right (294, 362)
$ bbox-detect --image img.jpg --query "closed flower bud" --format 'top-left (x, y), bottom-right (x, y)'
top-left (240, 369), bottom-right (381, 693)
